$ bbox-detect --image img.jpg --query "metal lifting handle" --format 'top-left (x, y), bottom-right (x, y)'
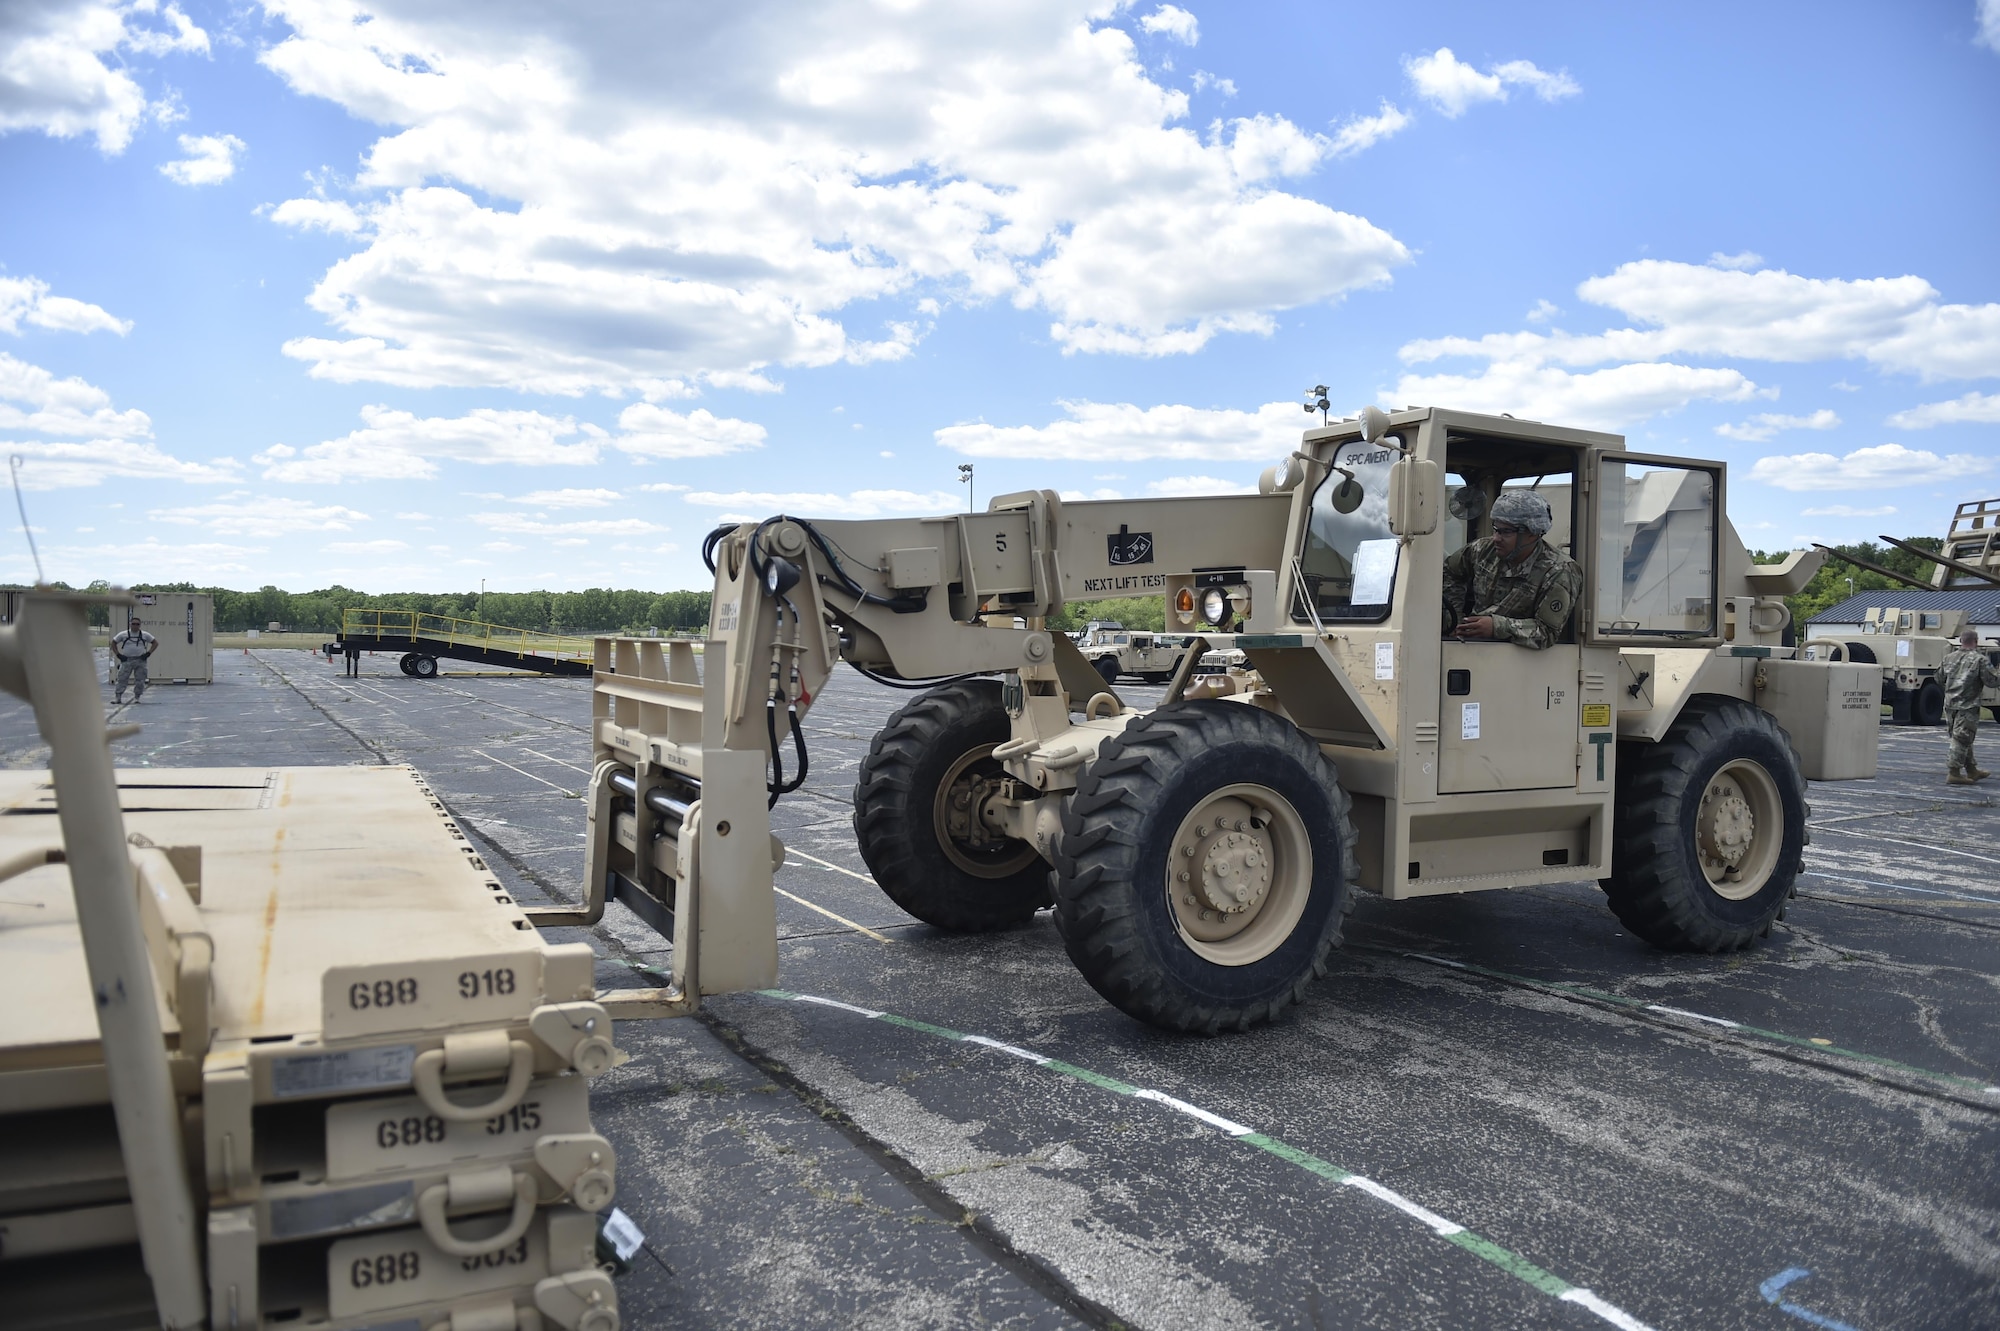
top-left (412, 1034), bottom-right (535, 1121)
top-left (417, 1168), bottom-right (539, 1257)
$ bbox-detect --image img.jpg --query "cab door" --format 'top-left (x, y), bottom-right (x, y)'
top-left (1438, 642), bottom-right (1581, 792)
top-left (1580, 450), bottom-right (1725, 646)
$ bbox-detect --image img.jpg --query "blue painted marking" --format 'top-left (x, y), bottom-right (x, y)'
top-left (1760, 1268), bottom-right (1810, 1301)
top-left (1758, 1268), bottom-right (1862, 1331)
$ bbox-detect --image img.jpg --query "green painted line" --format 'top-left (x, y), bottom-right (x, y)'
top-left (1041, 1059), bottom-right (1142, 1095)
top-left (1446, 1230), bottom-right (1573, 1297)
top-left (1384, 951), bottom-right (2000, 1099)
top-left (1240, 1133), bottom-right (1351, 1182)
top-left (755, 990), bottom-right (1655, 1331)
top-left (878, 1012), bottom-right (968, 1041)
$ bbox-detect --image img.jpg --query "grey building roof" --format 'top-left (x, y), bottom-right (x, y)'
top-left (1806, 588), bottom-right (2000, 625)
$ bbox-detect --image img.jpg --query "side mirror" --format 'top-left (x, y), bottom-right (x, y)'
top-left (1387, 458), bottom-right (1440, 536)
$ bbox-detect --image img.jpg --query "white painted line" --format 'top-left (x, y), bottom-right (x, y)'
top-left (1340, 1176), bottom-right (1464, 1236)
top-left (1562, 1287), bottom-right (1658, 1331)
top-left (470, 747), bottom-right (577, 793)
top-left (1812, 825), bottom-right (2000, 866)
top-left (960, 1034), bottom-right (1049, 1064)
top-left (1406, 951), bottom-right (1468, 969)
top-left (785, 846), bottom-right (879, 884)
top-left (1803, 864), bottom-right (2000, 900)
top-left (1133, 1088), bottom-right (1255, 1137)
top-left (513, 743), bottom-right (591, 774)
top-left (793, 994), bottom-right (884, 1018)
top-left (774, 886), bottom-right (893, 943)
top-left (1644, 1004), bottom-right (1740, 1029)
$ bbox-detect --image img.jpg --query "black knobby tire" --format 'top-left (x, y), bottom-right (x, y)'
top-left (1601, 696), bottom-right (1806, 951)
top-left (399, 654), bottom-right (418, 676)
top-left (1914, 680), bottom-right (1945, 726)
top-left (852, 680), bottom-right (1051, 931)
top-left (1094, 657), bottom-right (1120, 685)
top-left (1053, 701), bottom-right (1357, 1033)
top-left (411, 654), bottom-right (439, 679)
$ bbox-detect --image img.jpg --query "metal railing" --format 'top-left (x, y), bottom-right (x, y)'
top-left (341, 609), bottom-right (596, 663)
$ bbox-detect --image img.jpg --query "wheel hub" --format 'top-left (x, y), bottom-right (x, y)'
top-left (1698, 778), bottom-right (1755, 873)
top-left (1186, 822), bottom-right (1272, 916)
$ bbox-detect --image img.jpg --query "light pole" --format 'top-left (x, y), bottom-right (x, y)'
top-left (480, 578), bottom-right (487, 622)
top-left (1844, 576), bottom-right (1854, 599)
top-left (958, 463), bottom-right (974, 512)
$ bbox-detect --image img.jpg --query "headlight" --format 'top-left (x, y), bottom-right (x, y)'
top-left (1200, 587), bottom-right (1229, 625)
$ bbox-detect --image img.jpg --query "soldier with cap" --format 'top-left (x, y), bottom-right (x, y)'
top-left (1941, 628), bottom-right (1999, 785)
top-left (109, 614), bottom-right (158, 704)
top-left (1441, 489), bottom-right (1582, 650)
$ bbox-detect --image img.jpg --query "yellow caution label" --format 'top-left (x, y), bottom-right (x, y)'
top-left (1581, 703), bottom-right (1612, 728)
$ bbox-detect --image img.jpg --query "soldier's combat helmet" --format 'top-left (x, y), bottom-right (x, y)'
top-left (1491, 489), bottom-right (1554, 535)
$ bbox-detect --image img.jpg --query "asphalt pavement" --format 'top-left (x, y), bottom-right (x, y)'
top-left (2, 648), bottom-right (1995, 1330)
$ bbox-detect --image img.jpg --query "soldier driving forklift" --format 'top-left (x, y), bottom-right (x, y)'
top-left (571, 405), bottom-right (1878, 1035)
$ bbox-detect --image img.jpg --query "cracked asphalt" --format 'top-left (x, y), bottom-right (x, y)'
top-left (3, 649), bottom-right (1995, 1330)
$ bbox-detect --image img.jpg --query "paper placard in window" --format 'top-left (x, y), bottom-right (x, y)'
top-left (1350, 539), bottom-right (1399, 606)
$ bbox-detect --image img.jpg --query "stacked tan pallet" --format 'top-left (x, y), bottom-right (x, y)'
top-left (0, 766), bottom-right (623, 1331)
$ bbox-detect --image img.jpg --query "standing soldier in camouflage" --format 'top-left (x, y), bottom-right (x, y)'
top-left (109, 615), bottom-right (158, 705)
top-left (1941, 628), bottom-right (1999, 785)
top-left (1441, 489), bottom-right (1583, 650)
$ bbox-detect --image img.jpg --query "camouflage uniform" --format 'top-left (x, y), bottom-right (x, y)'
top-left (1440, 537), bottom-right (1583, 650)
top-left (1939, 645), bottom-right (1999, 777)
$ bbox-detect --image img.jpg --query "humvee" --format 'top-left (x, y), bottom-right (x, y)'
top-left (571, 406), bottom-right (1880, 1033)
top-left (1804, 607), bottom-right (2000, 724)
top-left (1077, 624), bottom-right (1192, 684)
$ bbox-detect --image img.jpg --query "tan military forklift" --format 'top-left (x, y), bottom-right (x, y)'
top-left (572, 406), bottom-right (1879, 1034)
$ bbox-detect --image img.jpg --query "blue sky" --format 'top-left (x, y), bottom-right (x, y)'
top-left (2, 0), bottom-right (1997, 593)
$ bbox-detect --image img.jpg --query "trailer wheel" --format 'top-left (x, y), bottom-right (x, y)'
top-left (853, 680), bottom-right (1050, 931)
top-left (1601, 696), bottom-right (1805, 952)
top-left (411, 654), bottom-right (439, 679)
top-left (1053, 702), bottom-right (1356, 1033)
top-left (1914, 679), bottom-right (1945, 726)
top-left (399, 654), bottom-right (418, 676)
top-left (1094, 657), bottom-right (1120, 685)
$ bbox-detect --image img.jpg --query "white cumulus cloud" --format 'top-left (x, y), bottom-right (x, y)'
top-left (151, 495), bottom-right (372, 538)
top-left (1799, 505), bottom-right (1896, 518)
top-left (937, 399), bottom-right (1305, 461)
top-left (1391, 257), bottom-right (2000, 431)
top-left (1887, 391), bottom-right (2000, 429)
top-left (681, 488), bottom-right (959, 518)
top-left (159, 131), bottom-right (244, 185)
top-left (257, 0), bottom-right (1409, 387)
top-left (1144, 474), bottom-right (1256, 496)
top-left (1979, 0), bottom-right (2000, 52)
top-left (1327, 101), bottom-right (1410, 159)
top-left (0, 0), bottom-right (209, 153)
top-left (1404, 47), bottom-right (1579, 118)
top-left (0, 351), bottom-right (229, 491)
top-left (257, 405), bottom-right (603, 483)
top-left (475, 513), bottom-right (665, 537)
top-left (0, 275), bottom-right (130, 335)
top-left (506, 488), bottom-right (620, 508)
top-left (612, 404), bottom-right (767, 460)
top-left (1138, 5), bottom-right (1198, 44)
top-left (1714, 409), bottom-right (1840, 442)
top-left (1746, 443), bottom-right (1992, 491)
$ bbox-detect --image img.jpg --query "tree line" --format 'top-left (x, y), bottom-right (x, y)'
top-left (61, 582), bottom-right (715, 635)
top-left (19, 536), bottom-right (1947, 639)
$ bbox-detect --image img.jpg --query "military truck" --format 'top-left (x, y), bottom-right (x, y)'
top-left (1803, 607), bottom-right (2000, 724)
top-left (573, 405), bottom-right (1879, 1034)
top-left (1077, 623), bottom-right (1193, 684)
